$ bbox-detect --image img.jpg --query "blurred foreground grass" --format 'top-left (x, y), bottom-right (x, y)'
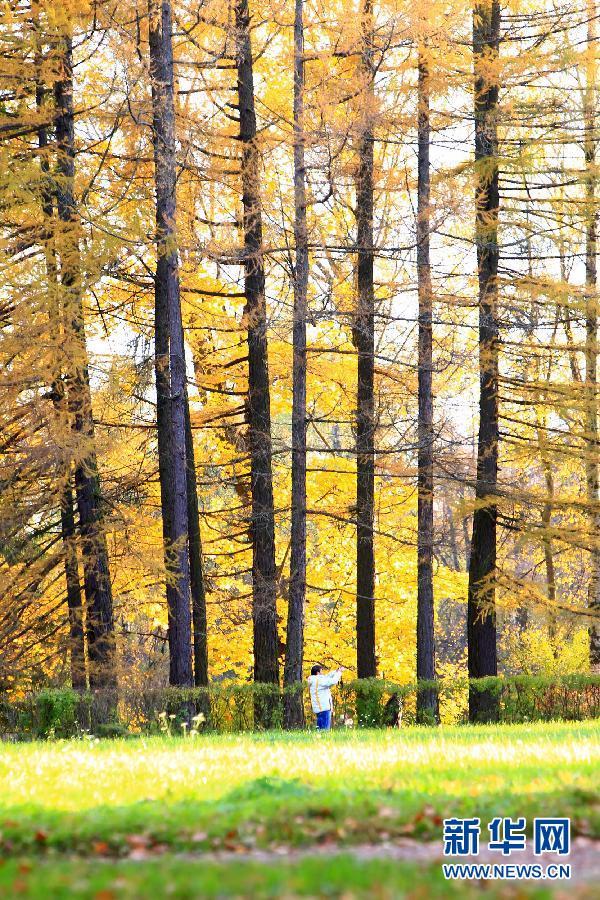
top-left (0, 854), bottom-right (596, 899)
top-left (0, 722), bottom-right (597, 896)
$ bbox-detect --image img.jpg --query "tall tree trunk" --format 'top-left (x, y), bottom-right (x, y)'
top-left (184, 390), bottom-right (208, 686)
top-left (35, 31), bottom-right (87, 691)
top-left (416, 46), bottom-right (438, 723)
top-left (149, 0), bottom-right (193, 686)
top-left (235, 0), bottom-right (279, 688)
top-left (284, 0), bottom-right (309, 727)
top-left (584, 0), bottom-right (600, 672)
top-left (54, 33), bottom-right (116, 690)
top-left (468, 0), bottom-right (500, 722)
top-left (354, 0), bottom-right (377, 679)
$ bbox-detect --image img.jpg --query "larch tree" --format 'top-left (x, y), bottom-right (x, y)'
top-left (354, 0), bottom-right (377, 679)
top-left (148, 0), bottom-right (193, 686)
top-left (234, 0), bottom-right (280, 686)
top-left (284, 0), bottom-right (309, 725)
top-left (467, 0), bottom-right (500, 722)
top-left (583, 0), bottom-right (600, 672)
top-left (54, 22), bottom-right (116, 690)
top-left (33, 7), bottom-right (87, 690)
top-left (185, 394), bottom-right (209, 687)
top-left (416, 31), bottom-right (437, 723)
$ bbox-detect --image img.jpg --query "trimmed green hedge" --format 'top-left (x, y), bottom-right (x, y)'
top-left (1, 674), bottom-right (598, 739)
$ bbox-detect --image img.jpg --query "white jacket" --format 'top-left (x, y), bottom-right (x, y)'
top-left (308, 669), bottom-right (342, 713)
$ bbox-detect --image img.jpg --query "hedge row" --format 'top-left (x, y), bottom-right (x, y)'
top-left (1, 674), bottom-right (599, 738)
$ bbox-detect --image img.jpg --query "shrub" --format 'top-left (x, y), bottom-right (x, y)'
top-left (34, 688), bottom-right (81, 738)
top-left (94, 722), bottom-right (131, 739)
top-left (1, 674), bottom-right (598, 739)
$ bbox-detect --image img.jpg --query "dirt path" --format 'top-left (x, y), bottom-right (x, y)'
top-left (166, 837), bottom-right (599, 884)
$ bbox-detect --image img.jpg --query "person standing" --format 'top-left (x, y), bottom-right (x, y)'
top-left (307, 664), bottom-right (343, 729)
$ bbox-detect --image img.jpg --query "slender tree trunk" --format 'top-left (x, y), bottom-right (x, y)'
top-left (284, 0), bottom-right (309, 727)
top-left (416, 47), bottom-right (438, 723)
top-left (447, 501), bottom-right (461, 571)
top-left (468, 0), bottom-right (500, 722)
top-left (537, 426), bottom-right (558, 653)
top-left (184, 390), bottom-right (208, 686)
top-left (149, 0), bottom-right (193, 686)
top-left (235, 0), bottom-right (279, 688)
top-left (54, 33), bottom-right (116, 690)
top-left (461, 485), bottom-right (472, 570)
top-left (60, 481), bottom-right (87, 688)
top-left (34, 32), bottom-right (87, 691)
top-left (584, 1), bottom-right (600, 672)
top-left (354, 0), bottom-right (377, 679)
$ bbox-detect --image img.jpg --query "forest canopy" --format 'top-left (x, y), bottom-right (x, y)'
top-left (1, 0), bottom-right (599, 723)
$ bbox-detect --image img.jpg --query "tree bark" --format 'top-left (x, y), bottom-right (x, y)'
top-left (354, 0), bottom-right (377, 679)
top-left (34, 33), bottom-right (87, 691)
top-left (583, 0), bottom-right (600, 672)
top-left (416, 47), bottom-right (438, 724)
top-left (149, 0), bottom-right (193, 686)
top-left (184, 389), bottom-right (208, 686)
top-left (54, 33), bottom-right (116, 690)
top-left (235, 0), bottom-right (280, 688)
top-left (468, 0), bottom-right (500, 722)
top-left (536, 425), bottom-right (558, 653)
top-left (447, 500), bottom-right (461, 571)
top-left (60, 481), bottom-right (87, 689)
top-left (284, 0), bottom-right (309, 727)
top-left (461, 484), bottom-right (472, 571)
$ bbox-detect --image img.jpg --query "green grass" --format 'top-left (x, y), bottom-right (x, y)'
top-left (0, 722), bottom-right (597, 897)
top-left (0, 722), bottom-right (598, 853)
top-left (0, 855), bottom-right (593, 899)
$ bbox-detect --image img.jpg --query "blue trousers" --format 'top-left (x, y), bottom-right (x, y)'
top-left (316, 709), bottom-right (332, 730)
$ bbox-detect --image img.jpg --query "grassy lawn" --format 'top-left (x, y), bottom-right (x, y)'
top-left (0, 855), bottom-right (595, 899)
top-left (0, 722), bottom-right (598, 896)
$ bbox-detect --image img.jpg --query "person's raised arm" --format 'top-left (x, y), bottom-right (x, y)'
top-left (321, 667), bottom-right (343, 686)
